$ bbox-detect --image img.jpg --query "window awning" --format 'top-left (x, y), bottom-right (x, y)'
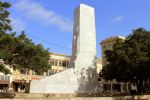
top-left (0, 80), bottom-right (10, 84)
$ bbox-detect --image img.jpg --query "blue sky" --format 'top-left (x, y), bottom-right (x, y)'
top-left (4, 0), bottom-right (150, 57)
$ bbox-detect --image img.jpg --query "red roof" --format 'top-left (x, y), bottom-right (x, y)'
top-left (31, 77), bottom-right (41, 80)
top-left (13, 80), bottom-right (25, 83)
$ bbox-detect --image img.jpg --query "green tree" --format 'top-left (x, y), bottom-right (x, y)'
top-left (13, 31), bottom-right (50, 74)
top-left (0, 30), bottom-right (51, 75)
top-left (0, 1), bottom-right (12, 34)
top-left (101, 28), bottom-right (150, 93)
top-left (0, 63), bottom-right (11, 74)
top-left (0, 1), bottom-right (51, 74)
top-left (0, 1), bottom-right (12, 74)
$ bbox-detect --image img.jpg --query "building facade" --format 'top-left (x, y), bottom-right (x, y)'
top-left (0, 59), bottom-right (13, 92)
top-left (12, 52), bottom-right (71, 92)
top-left (99, 36), bottom-right (131, 93)
top-left (0, 52), bottom-right (71, 92)
top-left (12, 69), bottom-right (43, 92)
top-left (100, 36), bottom-right (125, 67)
top-left (48, 53), bottom-right (71, 75)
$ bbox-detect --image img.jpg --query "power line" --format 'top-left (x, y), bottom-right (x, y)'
top-left (25, 33), bottom-right (72, 51)
top-left (25, 33), bottom-right (101, 55)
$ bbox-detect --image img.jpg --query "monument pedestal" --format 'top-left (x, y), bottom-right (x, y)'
top-left (29, 68), bottom-right (97, 93)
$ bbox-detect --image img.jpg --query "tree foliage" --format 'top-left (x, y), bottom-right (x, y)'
top-left (0, 64), bottom-right (11, 74)
top-left (0, 1), bottom-right (50, 74)
top-left (101, 28), bottom-right (150, 93)
top-left (0, 1), bottom-right (11, 34)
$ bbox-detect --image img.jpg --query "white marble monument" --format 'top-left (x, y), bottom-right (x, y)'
top-left (29, 4), bottom-right (97, 93)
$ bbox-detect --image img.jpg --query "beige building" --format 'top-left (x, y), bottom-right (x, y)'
top-left (49, 52), bottom-right (102, 76)
top-left (0, 52), bottom-right (71, 92)
top-left (11, 52), bottom-right (71, 92)
top-left (100, 36), bottom-right (125, 67)
top-left (7, 52), bottom-right (71, 92)
top-left (0, 59), bottom-right (13, 91)
top-left (99, 36), bottom-right (130, 93)
top-left (48, 53), bottom-right (71, 75)
top-left (13, 52), bottom-right (71, 80)
top-left (12, 68), bottom-right (44, 92)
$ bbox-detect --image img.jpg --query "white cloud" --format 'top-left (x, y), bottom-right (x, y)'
top-left (10, 17), bottom-right (26, 32)
top-left (113, 16), bottom-right (124, 22)
top-left (14, 0), bottom-right (72, 32)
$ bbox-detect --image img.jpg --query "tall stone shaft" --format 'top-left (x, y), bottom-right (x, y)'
top-left (71, 4), bottom-right (96, 71)
top-left (29, 4), bottom-right (97, 93)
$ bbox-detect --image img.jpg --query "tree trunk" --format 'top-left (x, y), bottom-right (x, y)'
top-left (136, 79), bottom-right (143, 94)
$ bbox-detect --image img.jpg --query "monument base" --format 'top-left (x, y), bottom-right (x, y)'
top-left (28, 68), bottom-right (97, 93)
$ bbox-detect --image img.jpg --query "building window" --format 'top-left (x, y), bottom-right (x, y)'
top-left (54, 61), bottom-right (57, 66)
top-left (62, 61), bottom-right (66, 67)
top-left (0, 76), bottom-right (4, 80)
top-left (20, 68), bottom-right (26, 74)
top-left (59, 61), bottom-right (62, 66)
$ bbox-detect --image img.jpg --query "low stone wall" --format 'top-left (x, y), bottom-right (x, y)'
top-left (1, 93), bottom-right (150, 100)
top-left (0, 93), bottom-right (16, 98)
